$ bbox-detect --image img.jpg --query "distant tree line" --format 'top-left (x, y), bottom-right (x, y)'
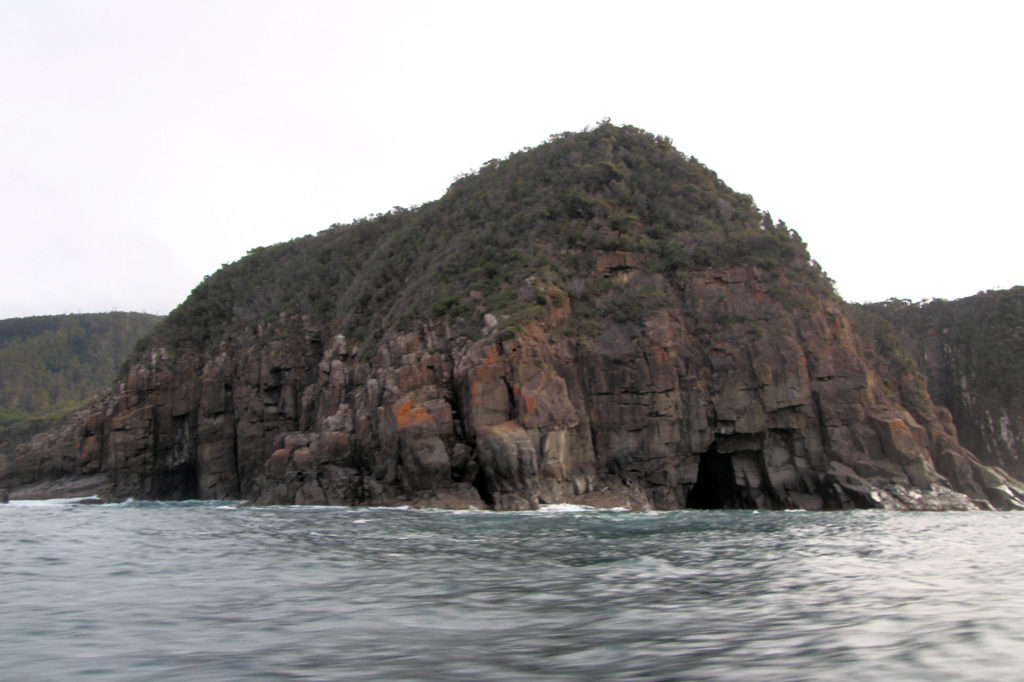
top-left (0, 312), bottom-right (161, 453)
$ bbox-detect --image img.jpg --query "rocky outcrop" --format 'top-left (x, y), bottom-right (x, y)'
top-left (5, 266), bottom-right (1022, 510)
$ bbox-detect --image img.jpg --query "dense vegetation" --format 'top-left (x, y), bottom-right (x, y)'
top-left (139, 122), bottom-right (834, 360)
top-left (0, 312), bottom-right (161, 452)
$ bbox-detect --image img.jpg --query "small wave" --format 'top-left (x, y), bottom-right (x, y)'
top-left (536, 503), bottom-right (635, 513)
top-left (602, 554), bottom-right (704, 582)
top-left (109, 498), bottom-right (247, 509)
top-left (538, 503), bottom-right (597, 513)
top-left (450, 506), bottom-right (487, 514)
top-left (6, 498), bottom-right (74, 507)
top-left (5, 495), bottom-right (101, 507)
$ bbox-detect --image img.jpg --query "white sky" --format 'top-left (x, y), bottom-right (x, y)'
top-left (2, 0), bottom-right (1021, 319)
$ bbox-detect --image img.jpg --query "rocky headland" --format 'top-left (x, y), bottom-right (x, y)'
top-left (2, 124), bottom-right (1022, 510)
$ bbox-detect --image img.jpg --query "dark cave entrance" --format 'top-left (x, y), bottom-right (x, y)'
top-left (153, 461), bottom-right (200, 501)
top-left (471, 468), bottom-right (496, 509)
top-left (686, 442), bottom-right (756, 510)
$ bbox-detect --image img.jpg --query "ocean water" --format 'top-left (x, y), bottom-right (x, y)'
top-left (1, 501), bottom-right (1022, 681)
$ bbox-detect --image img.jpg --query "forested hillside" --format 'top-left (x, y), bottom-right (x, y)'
top-left (142, 123), bottom-right (832, 360)
top-left (0, 312), bottom-right (162, 452)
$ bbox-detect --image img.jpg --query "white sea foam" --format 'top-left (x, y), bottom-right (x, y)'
top-left (5, 496), bottom-right (97, 507)
top-left (536, 503), bottom-right (632, 513)
top-left (538, 503), bottom-right (596, 512)
top-left (450, 506), bottom-right (486, 514)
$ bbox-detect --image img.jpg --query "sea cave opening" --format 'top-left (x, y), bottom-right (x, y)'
top-left (686, 443), bottom-right (754, 510)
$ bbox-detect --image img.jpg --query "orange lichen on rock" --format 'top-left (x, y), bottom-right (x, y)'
top-left (393, 399), bottom-right (435, 432)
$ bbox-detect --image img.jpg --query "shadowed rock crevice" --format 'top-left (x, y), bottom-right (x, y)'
top-left (471, 468), bottom-right (496, 508)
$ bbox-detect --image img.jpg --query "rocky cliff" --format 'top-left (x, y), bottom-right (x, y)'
top-left (3, 124), bottom-right (1022, 510)
top-left (858, 290), bottom-right (1024, 481)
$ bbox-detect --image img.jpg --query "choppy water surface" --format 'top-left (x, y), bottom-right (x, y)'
top-left (2, 501), bottom-right (1023, 680)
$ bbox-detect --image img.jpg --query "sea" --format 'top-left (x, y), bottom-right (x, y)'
top-left (1, 500), bottom-right (1022, 681)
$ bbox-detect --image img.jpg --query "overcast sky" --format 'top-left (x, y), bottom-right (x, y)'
top-left (2, 1), bottom-right (1021, 319)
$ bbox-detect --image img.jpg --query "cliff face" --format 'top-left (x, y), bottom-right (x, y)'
top-left (860, 290), bottom-right (1024, 481)
top-left (5, 265), bottom-right (1021, 510)
top-left (908, 329), bottom-right (1024, 483)
top-left (3, 124), bottom-right (1022, 509)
